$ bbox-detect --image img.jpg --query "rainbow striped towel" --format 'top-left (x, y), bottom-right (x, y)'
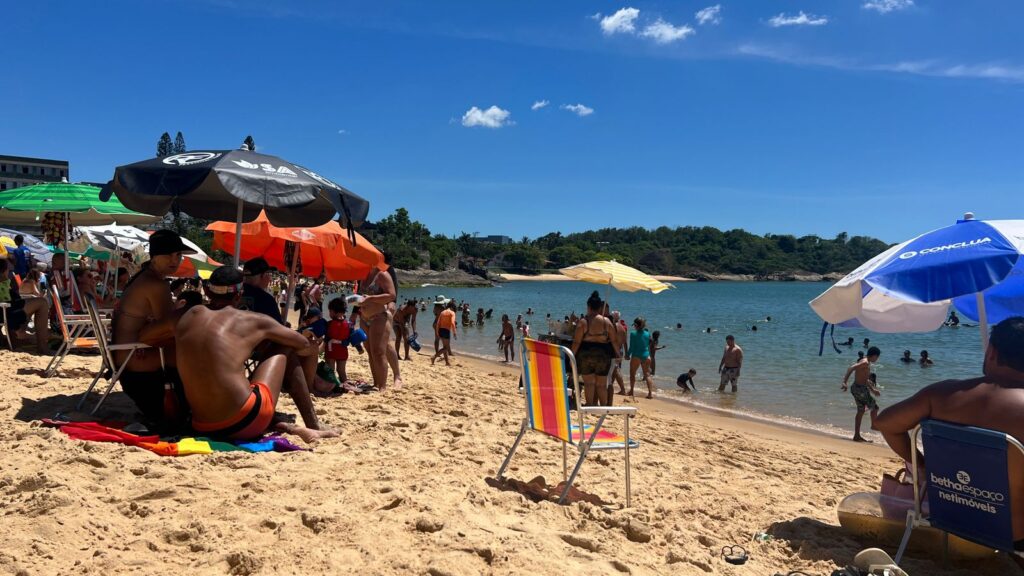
top-left (41, 419), bottom-right (305, 456)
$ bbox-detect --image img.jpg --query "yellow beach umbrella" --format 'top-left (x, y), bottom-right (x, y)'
top-left (559, 260), bottom-right (674, 294)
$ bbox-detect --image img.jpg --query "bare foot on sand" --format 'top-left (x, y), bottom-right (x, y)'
top-left (275, 423), bottom-right (339, 443)
top-left (852, 435), bottom-right (872, 443)
top-left (393, 377), bottom-right (404, 390)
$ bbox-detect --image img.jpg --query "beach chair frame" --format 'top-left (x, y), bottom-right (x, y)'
top-left (44, 285), bottom-right (96, 377)
top-left (497, 338), bottom-right (638, 507)
top-left (895, 419), bottom-right (1024, 565)
top-left (0, 302), bottom-right (12, 350)
top-left (76, 294), bottom-right (156, 415)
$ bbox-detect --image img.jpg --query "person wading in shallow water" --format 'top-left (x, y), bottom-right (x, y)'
top-left (717, 335), bottom-right (743, 393)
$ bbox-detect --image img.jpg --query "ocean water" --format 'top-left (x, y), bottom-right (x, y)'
top-left (397, 281), bottom-right (985, 439)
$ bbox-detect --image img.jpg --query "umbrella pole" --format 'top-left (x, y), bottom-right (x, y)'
top-left (233, 199), bottom-right (244, 268)
top-left (63, 212), bottom-right (70, 281)
top-left (283, 253), bottom-right (299, 325)
top-left (976, 292), bottom-right (989, 352)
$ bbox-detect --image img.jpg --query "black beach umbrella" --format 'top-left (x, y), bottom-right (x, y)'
top-left (101, 147), bottom-right (370, 265)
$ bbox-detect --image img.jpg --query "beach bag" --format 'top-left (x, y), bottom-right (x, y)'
top-left (881, 469), bottom-right (915, 498)
top-left (879, 467), bottom-right (923, 519)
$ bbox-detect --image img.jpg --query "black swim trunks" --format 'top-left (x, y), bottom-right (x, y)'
top-left (119, 368), bottom-right (188, 427)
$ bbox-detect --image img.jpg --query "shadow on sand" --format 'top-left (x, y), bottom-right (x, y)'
top-left (485, 475), bottom-right (611, 506)
top-left (15, 391), bottom-right (139, 423)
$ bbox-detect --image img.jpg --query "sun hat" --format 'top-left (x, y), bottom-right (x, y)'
top-left (433, 295), bottom-right (450, 306)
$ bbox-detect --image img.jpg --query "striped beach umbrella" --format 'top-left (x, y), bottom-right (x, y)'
top-left (559, 260), bottom-right (674, 294)
top-left (810, 214), bottom-right (1024, 349)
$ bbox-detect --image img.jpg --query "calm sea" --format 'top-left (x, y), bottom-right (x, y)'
top-left (397, 281), bottom-right (984, 439)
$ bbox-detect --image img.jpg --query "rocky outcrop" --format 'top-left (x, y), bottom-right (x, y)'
top-left (395, 268), bottom-right (494, 288)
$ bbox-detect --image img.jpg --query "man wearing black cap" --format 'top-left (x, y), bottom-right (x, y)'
top-left (111, 229), bottom-right (195, 427)
top-left (241, 257), bottom-right (283, 324)
top-left (175, 266), bottom-right (337, 443)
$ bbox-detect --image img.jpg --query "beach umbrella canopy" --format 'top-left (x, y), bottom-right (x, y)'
top-left (207, 211), bottom-right (384, 281)
top-left (167, 235), bottom-right (221, 279)
top-left (560, 260), bottom-right (674, 294)
top-left (809, 215), bottom-right (1024, 347)
top-left (0, 182), bottom-right (159, 226)
top-left (0, 228), bottom-right (52, 266)
top-left (102, 149), bottom-right (370, 230)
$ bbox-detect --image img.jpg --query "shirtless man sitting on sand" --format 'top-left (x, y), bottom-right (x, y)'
top-left (175, 266), bottom-right (337, 443)
top-left (874, 317), bottom-right (1024, 554)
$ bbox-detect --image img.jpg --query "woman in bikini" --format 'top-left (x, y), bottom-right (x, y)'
top-left (358, 266), bottom-right (398, 391)
top-left (571, 291), bottom-right (618, 406)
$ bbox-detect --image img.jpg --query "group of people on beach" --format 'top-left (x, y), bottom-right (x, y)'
top-left (2, 228), bottom-right (434, 443)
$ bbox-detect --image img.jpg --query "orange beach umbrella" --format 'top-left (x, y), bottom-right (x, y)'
top-left (206, 211), bottom-right (384, 281)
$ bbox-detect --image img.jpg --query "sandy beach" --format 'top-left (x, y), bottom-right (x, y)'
top-left (0, 347), bottom-right (1016, 576)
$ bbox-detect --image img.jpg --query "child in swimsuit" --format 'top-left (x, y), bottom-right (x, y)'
top-left (325, 298), bottom-right (351, 383)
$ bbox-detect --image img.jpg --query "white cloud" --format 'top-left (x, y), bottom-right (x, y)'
top-left (561, 103), bottom-right (594, 117)
top-left (768, 11), bottom-right (829, 27)
top-left (531, 100), bottom-right (550, 111)
top-left (598, 7), bottom-right (640, 35)
top-left (640, 19), bottom-right (695, 44)
top-left (863, 0), bottom-right (913, 14)
top-left (337, 129), bottom-right (348, 135)
top-left (461, 106), bottom-right (512, 129)
top-left (737, 43), bottom-right (1024, 83)
top-left (695, 5), bottom-right (722, 26)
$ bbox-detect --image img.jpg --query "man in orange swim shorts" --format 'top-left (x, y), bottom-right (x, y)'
top-left (175, 266), bottom-right (338, 443)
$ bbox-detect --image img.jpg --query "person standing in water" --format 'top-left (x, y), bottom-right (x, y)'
top-left (626, 317), bottom-right (654, 399)
top-left (841, 346), bottom-right (882, 442)
top-left (648, 330), bottom-right (666, 376)
top-left (718, 335), bottom-right (743, 392)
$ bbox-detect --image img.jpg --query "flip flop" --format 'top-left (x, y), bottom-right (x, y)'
top-left (722, 545), bottom-right (749, 565)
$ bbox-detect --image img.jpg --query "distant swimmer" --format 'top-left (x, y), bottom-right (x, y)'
top-left (862, 338), bottom-right (871, 349)
top-left (676, 369), bottom-right (697, 392)
top-left (526, 307), bottom-right (534, 315)
top-left (839, 337), bottom-right (854, 346)
top-left (919, 350), bottom-right (934, 366)
top-left (899, 350), bottom-right (914, 364)
top-left (751, 325), bottom-right (758, 332)
top-left (757, 316), bottom-right (772, 323)
top-left (841, 346), bottom-right (882, 443)
top-left (705, 327), bottom-right (716, 334)
top-left (946, 310), bottom-right (960, 327)
top-left (857, 351), bottom-right (865, 360)
top-left (675, 323), bottom-right (683, 331)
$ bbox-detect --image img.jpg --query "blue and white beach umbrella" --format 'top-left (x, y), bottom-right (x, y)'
top-left (810, 215), bottom-right (1024, 348)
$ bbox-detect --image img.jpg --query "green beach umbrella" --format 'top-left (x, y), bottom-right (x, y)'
top-left (0, 182), bottom-right (159, 226)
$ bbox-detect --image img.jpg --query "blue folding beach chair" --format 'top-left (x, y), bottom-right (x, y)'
top-left (895, 419), bottom-right (1024, 564)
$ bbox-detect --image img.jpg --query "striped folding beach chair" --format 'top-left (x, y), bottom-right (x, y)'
top-left (895, 419), bottom-right (1024, 565)
top-left (497, 338), bottom-right (639, 506)
top-left (44, 285), bottom-right (97, 377)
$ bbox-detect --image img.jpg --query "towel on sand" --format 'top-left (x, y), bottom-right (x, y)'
top-left (41, 419), bottom-right (305, 456)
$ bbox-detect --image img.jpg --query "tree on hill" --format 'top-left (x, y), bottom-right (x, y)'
top-left (156, 132), bottom-right (173, 157)
top-left (173, 132), bottom-right (187, 154)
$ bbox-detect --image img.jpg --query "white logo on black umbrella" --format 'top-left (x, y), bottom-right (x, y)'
top-left (163, 152), bottom-right (222, 166)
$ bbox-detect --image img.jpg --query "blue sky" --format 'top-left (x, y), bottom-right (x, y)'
top-left (3, 1), bottom-right (1022, 242)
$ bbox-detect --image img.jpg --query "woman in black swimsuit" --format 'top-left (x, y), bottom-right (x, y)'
top-left (571, 291), bottom-right (618, 406)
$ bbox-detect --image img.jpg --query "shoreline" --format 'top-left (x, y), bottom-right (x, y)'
top-left (447, 347), bottom-right (890, 458)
